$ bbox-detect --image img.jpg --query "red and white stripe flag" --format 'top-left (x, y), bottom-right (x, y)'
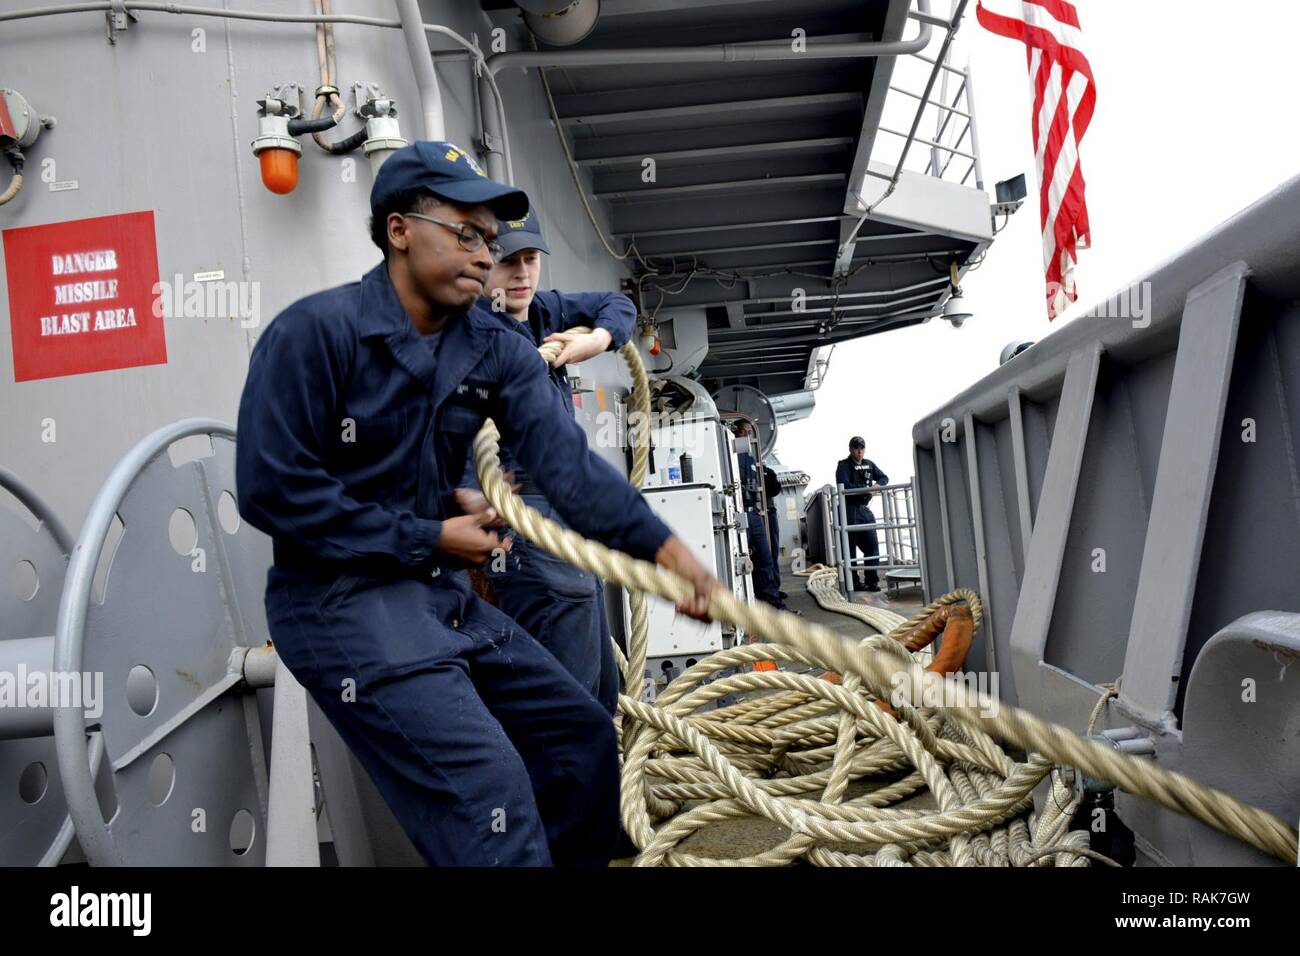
top-left (976, 0), bottom-right (1095, 320)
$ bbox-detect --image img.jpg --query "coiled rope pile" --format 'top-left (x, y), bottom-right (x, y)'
top-left (472, 329), bottom-right (1299, 866)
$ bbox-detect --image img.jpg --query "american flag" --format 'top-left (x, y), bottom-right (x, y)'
top-left (976, 0), bottom-right (1095, 320)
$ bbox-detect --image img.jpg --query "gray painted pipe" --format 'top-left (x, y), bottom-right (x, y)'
top-left (265, 655), bottom-right (320, 866)
top-left (479, 69), bottom-right (508, 183)
top-left (396, 0), bottom-right (445, 142)
top-left (1, 2), bottom-right (404, 26)
top-left (0, 471), bottom-right (66, 737)
top-left (486, 22), bottom-right (935, 75)
top-left (0, 466), bottom-right (74, 554)
top-left (0, 636), bottom-right (56, 739)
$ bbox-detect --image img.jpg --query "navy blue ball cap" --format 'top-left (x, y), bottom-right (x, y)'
top-left (370, 141), bottom-right (530, 221)
top-left (849, 436), bottom-right (866, 449)
top-left (495, 208), bottom-right (550, 258)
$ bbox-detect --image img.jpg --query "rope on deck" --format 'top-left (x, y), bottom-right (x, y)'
top-left (474, 331), bottom-right (1298, 866)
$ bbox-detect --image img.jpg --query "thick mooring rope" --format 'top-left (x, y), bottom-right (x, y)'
top-left (477, 333), bottom-right (1298, 866)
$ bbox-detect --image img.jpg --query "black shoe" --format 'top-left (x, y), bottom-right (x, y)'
top-left (866, 585), bottom-right (881, 593)
top-left (778, 590), bottom-right (788, 599)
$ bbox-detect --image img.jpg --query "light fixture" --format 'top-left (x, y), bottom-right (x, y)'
top-left (638, 320), bottom-right (660, 356)
top-left (942, 261), bottom-right (972, 328)
top-left (252, 94), bottom-right (303, 195)
top-left (250, 86), bottom-right (341, 195)
top-left (359, 95), bottom-right (407, 177)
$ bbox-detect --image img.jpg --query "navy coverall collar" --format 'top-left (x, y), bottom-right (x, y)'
top-left (526, 295), bottom-right (550, 345)
top-left (359, 262), bottom-right (492, 410)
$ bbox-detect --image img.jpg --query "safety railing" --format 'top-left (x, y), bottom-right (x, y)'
top-left (833, 479), bottom-right (921, 600)
top-left (868, 2), bottom-right (984, 191)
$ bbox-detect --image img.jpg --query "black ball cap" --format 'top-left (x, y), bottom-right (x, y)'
top-left (495, 208), bottom-right (551, 258)
top-left (849, 436), bottom-right (866, 449)
top-left (370, 141), bottom-right (530, 221)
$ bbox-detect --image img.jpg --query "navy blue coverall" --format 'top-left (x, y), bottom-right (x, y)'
top-left (738, 450), bottom-right (784, 608)
top-left (763, 463), bottom-right (784, 570)
top-left (473, 290), bottom-right (635, 715)
top-left (235, 262), bottom-right (672, 866)
top-left (835, 455), bottom-right (890, 589)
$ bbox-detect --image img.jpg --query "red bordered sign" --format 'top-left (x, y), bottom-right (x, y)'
top-left (3, 210), bottom-right (166, 382)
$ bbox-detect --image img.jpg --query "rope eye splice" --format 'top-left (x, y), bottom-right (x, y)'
top-left (471, 330), bottom-right (1300, 867)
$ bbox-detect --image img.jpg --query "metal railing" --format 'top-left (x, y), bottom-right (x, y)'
top-left (834, 2), bottom-right (982, 276)
top-left (833, 479), bottom-right (921, 600)
top-left (869, 2), bottom-right (984, 191)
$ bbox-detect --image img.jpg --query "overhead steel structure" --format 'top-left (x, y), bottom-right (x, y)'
top-left (482, 0), bottom-right (998, 398)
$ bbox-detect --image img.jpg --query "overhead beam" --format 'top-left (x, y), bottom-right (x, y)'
top-left (561, 93), bottom-right (860, 127)
top-left (703, 359), bottom-right (808, 375)
top-left (694, 276), bottom-right (948, 311)
top-left (596, 173), bottom-right (845, 201)
top-left (705, 306), bottom-right (937, 341)
top-left (575, 137), bottom-right (854, 168)
top-left (632, 225), bottom-right (938, 253)
top-left (613, 215), bottom-right (841, 239)
top-left (656, 237), bottom-right (837, 257)
top-left (608, 185), bottom-right (848, 234)
top-left (732, 285), bottom-right (945, 320)
top-left (709, 341), bottom-right (818, 356)
top-left (638, 250), bottom-right (970, 309)
top-left (572, 117), bottom-right (867, 165)
top-left (651, 247), bottom-right (969, 284)
top-left (598, 0), bottom-right (778, 14)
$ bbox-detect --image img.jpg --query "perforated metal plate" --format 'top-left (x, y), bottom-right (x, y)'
top-left (78, 431), bottom-right (274, 865)
top-left (0, 469), bottom-right (74, 865)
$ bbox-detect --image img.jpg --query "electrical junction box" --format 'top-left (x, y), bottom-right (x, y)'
top-left (629, 482), bottom-right (750, 661)
top-left (641, 415), bottom-right (729, 490)
top-left (637, 411), bottom-right (753, 612)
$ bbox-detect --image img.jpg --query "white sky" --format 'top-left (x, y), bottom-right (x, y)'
top-left (776, 0), bottom-right (1300, 490)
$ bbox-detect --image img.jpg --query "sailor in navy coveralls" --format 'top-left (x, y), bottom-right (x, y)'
top-left (466, 209), bottom-right (634, 715)
top-left (235, 142), bottom-right (716, 866)
top-left (835, 436), bottom-right (890, 591)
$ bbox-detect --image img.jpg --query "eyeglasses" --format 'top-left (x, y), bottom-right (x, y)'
top-left (403, 212), bottom-right (502, 257)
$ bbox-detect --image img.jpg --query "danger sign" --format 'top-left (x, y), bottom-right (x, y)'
top-left (4, 211), bottom-right (166, 382)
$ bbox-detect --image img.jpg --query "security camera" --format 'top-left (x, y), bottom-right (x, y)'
top-left (942, 288), bottom-right (972, 328)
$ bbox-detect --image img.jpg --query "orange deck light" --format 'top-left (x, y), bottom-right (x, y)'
top-left (258, 147), bottom-right (299, 195)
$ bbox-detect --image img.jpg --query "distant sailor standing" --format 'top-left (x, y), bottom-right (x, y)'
top-left (732, 420), bottom-right (788, 610)
top-left (835, 436), bottom-right (889, 591)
